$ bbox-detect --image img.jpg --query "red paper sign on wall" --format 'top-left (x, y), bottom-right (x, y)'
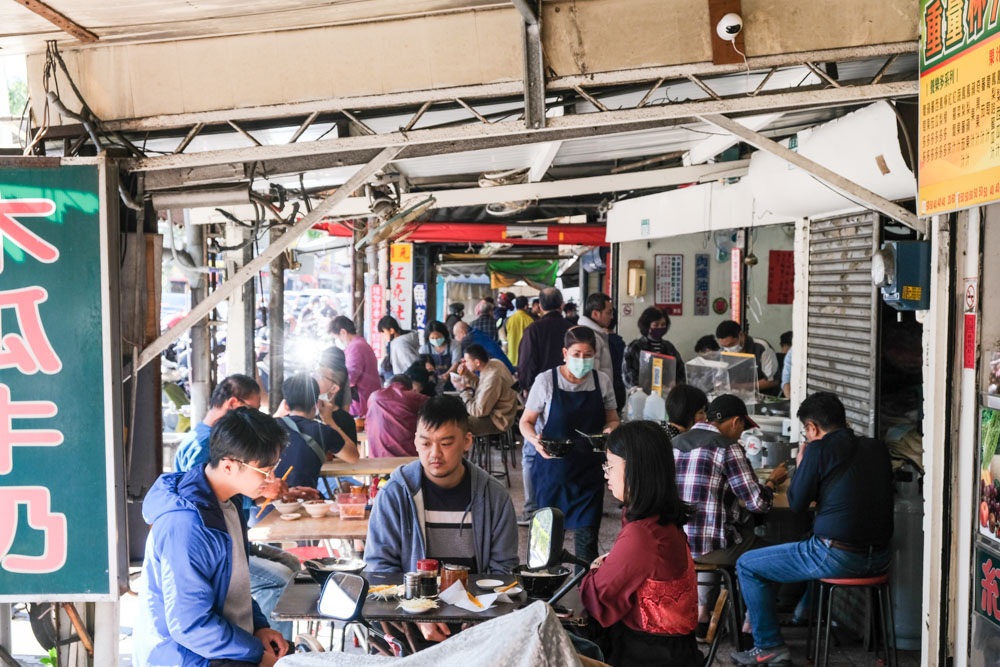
top-left (767, 250), bottom-right (794, 304)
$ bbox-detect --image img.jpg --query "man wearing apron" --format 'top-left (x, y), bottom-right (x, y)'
top-left (531, 367), bottom-right (610, 564)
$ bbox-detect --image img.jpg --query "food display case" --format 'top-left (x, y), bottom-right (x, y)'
top-left (637, 351), bottom-right (677, 396)
top-left (685, 351), bottom-right (758, 405)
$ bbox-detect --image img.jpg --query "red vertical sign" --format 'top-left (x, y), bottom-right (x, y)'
top-left (965, 313), bottom-right (977, 370)
top-left (731, 248), bottom-right (742, 324)
top-left (370, 284), bottom-right (384, 360)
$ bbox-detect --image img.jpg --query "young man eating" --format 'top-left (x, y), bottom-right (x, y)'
top-left (135, 408), bottom-right (290, 667)
top-left (365, 395), bottom-right (518, 644)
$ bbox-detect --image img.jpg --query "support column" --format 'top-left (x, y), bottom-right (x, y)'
top-left (185, 210), bottom-right (210, 423)
top-left (224, 221), bottom-right (255, 377)
top-left (268, 228), bottom-right (286, 412)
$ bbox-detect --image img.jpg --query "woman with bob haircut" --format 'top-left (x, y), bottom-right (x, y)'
top-left (664, 384), bottom-right (709, 440)
top-left (579, 421), bottom-right (700, 667)
top-left (623, 306), bottom-right (686, 388)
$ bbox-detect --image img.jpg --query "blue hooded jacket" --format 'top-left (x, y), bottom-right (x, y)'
top-left (134, 465), bottom-right (269, 667)
top-left (364, 460), bottom-right (519, 574)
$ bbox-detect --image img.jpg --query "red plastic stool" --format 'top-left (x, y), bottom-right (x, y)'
top-left (809, 572), bottom-right (896, 667)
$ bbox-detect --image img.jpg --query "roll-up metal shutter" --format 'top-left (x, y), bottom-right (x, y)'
top-left (806, 212), bottom-right (879, 436)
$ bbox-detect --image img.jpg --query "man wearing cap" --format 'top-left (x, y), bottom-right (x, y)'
top-left (671, 394), bottom-right (788, 641)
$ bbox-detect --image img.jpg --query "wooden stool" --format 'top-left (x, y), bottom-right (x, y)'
top-left (810, 572), bottom-right (897, 667)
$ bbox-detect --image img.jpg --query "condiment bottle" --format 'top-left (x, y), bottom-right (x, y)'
top-left (417, 558), bottom-right (440, 597)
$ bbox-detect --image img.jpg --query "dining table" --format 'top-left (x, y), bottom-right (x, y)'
top-left (321, 456), bottom-right (417, 478)
top-left (248, 507), bottom-right (369, 543)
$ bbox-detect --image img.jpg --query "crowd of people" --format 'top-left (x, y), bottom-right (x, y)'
top-left (140, 286), bottom-right (891, 667)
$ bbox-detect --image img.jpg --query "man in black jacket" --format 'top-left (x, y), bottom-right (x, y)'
top-left (731, 392), bottom-right (893, 666)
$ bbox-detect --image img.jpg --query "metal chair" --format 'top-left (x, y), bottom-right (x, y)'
top-left (696, 562), bottom-right (747, 667)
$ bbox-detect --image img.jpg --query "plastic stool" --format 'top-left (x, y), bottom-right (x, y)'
top-left (810, 572), bottom-right (897, 667)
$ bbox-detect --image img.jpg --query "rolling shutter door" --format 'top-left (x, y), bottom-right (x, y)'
top-left (806, 212), bottom-right (879, 437)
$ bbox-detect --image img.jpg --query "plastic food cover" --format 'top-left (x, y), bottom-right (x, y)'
top-left (685, 352), bottom-right (758, 405)
top-left (638, 351), bottom-right (677, 396)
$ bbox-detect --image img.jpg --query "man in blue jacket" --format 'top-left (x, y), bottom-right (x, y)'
top-left (451, 321), bottom-right (515, 374)
top-left (366, 395), bottom-right (518, 644)
top-left (135, 408), bottom-right (290, 667)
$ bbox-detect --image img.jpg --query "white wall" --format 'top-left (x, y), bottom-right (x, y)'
top-left (615, 225), bottom-right (794, 361)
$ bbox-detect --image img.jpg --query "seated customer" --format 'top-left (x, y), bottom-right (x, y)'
top-left (135, 408), bottom-right (289, 667)
top-left (731, 393), bottom-right (893, 667)
top-left (579, 421), bottom-right (700, 667)
top-left (365, 375), bottom-right (429, 457)
top-left (366, 396), bottom-right (518, 644)
top-left (453, 343), bottom-right (520, 436)
top-left (452, 321), bottom-right (515, 374)
top-left (664, 384), bottom-right (708, 440)
top-left (274, 373), bottom-right (360, 492)
top-left (671, 394), bottom-right (787, 639)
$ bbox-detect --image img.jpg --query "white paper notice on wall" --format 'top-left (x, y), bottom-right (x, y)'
top-left (654, 254), bottom-right (683, 316)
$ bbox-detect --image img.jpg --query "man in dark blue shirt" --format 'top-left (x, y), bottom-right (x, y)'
top-left (731, 392), bottom-right (894, 666)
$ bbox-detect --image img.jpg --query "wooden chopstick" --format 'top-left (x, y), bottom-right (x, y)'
top-left (466, 590), bottom-right (484, 609)
top-left (256, 466), bottom-right (293, 518)
top-left (497, 580), bottom-right (519, 593)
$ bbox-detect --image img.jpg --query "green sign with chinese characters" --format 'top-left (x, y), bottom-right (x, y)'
top-left (0, 161), bottom-right (122, 600)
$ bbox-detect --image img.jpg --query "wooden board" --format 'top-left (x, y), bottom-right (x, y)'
top-left (248, 508), bottom-right (369, 542)
top-left (708, 0), bottom-right (745, 66)
top-left (321, 456), bottom-right (417, 477)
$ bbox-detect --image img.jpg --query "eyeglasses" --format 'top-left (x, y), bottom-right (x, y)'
top-left (602, 461), bottom-right (621, 475)
top-left (227, 459), bottom-right (276, 479)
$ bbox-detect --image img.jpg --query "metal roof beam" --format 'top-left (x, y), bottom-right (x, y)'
top-left (128, 80), bottom-right (917, 177)
top-left (698, 112), bottom-right (923, 234)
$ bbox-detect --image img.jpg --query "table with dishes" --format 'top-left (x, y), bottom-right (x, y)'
top-left (248, 497), bottom-right (370, 549)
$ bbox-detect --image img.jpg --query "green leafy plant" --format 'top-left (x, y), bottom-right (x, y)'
top-left (40, 648), bottom-right (57, 667)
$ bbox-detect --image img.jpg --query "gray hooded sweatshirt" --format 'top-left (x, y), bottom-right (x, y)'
top-left (364, 460), bottom-right (519, 574)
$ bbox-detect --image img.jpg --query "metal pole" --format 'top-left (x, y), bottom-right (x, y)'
top-left (184, 209), bottom-right (210, 424)
top-left (225, 221), bottom-right (254, 376)
top-left (268, 228), bottom-right (286, 412)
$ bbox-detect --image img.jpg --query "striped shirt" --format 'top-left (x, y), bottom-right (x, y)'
top-left (422, 463), bottom-right (477, 570)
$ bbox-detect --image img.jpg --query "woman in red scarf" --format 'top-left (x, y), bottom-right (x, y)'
top-left (579, 421), bottom-right (701, 666)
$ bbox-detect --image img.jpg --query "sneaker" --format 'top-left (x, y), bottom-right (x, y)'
top-left (730, 645), bottom-right (792, 666)
top-left (517, 512), bottom-right (533, 526)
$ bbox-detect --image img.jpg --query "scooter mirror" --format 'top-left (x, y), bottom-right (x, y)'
top-left (527, 507), bottom-right (565, 569)
top-left (317, 573), bottom-right (369, 621)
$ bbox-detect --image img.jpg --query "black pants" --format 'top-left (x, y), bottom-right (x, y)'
top-left (578, 620), bottom-right (701, 667)
top-left (574, 525), bottom-right (600, 567)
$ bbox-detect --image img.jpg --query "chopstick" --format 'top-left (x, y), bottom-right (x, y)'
top-left (497, 581), bottom-right (519, 593)
top-left (466, 590), bottom-right (484, 609)
top-left (256, 466), bottom-right (293, 518)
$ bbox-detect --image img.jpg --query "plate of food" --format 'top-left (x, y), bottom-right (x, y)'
top-left (368, 584), bottom-right (403, 599)
top-left (397, 598), bottom-right (439, 614)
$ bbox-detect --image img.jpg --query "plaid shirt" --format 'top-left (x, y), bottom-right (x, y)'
top-left (470, 313), bottom-right (499, 341)
top-left (673, 423), bottom-right (773, 557)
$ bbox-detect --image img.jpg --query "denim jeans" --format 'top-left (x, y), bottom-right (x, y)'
top-left (736, 536), bottom-right (890, 649)
top-left (521, 440), bottom-right (537, 513)
top-left (249, 543), bottom-right (300, 641)
top-left (573, 525), bottom-right (600, 567)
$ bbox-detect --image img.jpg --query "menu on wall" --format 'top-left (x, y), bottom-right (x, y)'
top-left (654, 254), bottom-right (683, 316)
top-left (767, 250), bottom-right (794, 304)
top-left (694, 253), bottom-right (710, 316)
top-left (919, 0), bottom-right (1000, 215)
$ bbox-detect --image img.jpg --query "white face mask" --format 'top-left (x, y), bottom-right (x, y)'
top-left (429, 337), bottom-right (445, 348)
top-left (723, 344), bottom-right (742, 353)
top-left (318, 393), bottom-right (330, 402)
top-left (334, 338), bottom-right (347, 350)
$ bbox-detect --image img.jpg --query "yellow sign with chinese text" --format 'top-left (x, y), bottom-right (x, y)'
top-left (389, 242), bottom-right (412, 263)
top-left (920, 0), bottom-right (1000, 215)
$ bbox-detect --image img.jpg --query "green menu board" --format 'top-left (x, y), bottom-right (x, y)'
top-left (0, 159), bottom-right (123, 600)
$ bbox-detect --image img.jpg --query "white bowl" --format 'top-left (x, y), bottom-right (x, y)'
top-left (476, 578), bottom-right (504, 589)
top-left (302, 502), bottom-right (331, 518)
top-left (279, 513), bottom-right (300, 521)
top-left (272, 500), bottom-right (302, 514)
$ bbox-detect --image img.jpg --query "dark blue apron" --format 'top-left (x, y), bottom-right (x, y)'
top-left (531, 367), bottom-right (607, 529)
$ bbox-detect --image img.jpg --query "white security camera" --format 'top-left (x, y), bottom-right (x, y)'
top-left (716, 13), bottom-right (743, 41)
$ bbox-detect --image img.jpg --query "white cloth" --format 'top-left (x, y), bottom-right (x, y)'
top-left (275, 601), bottom-right (583, 667)
top-left (755, 338), bottom-right (779, 380)
top-left (524, 367), bottom-right (616, 434)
